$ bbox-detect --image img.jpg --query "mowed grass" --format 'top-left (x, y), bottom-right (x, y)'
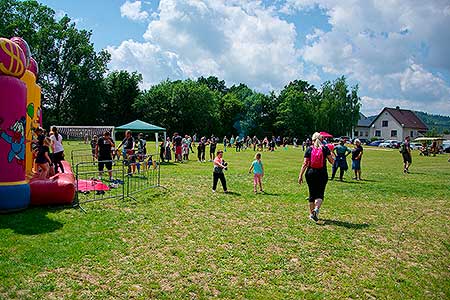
top-left (0, 141), bottom-right (449, 299)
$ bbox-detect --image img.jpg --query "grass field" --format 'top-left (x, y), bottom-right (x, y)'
top-left (1, 141), bottom-right (449, 299)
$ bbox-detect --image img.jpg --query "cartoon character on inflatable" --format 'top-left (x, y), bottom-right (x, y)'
top-left (0, 116), bottom-right (26, 166)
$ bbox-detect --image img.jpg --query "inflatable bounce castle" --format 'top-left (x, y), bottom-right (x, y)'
top-left (0, 36), bottom-right (75, 212)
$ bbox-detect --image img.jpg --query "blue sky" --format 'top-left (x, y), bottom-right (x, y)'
top-left (37, 0), bottom-right (450, 116)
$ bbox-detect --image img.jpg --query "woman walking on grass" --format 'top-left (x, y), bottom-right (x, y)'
top-left (249, 152), bottom-right (264, 193)
top-left (298, 132), bottom-right (334, 222)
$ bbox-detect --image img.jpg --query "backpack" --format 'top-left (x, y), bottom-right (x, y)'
top-left (399, 143), bottom-right (406, 154)
top-left (310, 146), bottom-right (324, 169)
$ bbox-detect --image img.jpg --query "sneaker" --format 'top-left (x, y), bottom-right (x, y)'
top-left (309, 214), bottom-right (318, 222)
top-left (311, 209), bottom-right (319, 222)
top-left (212, 189), bottom-right (216, 193)
top-left (313, 208), bottom-right (320, 219)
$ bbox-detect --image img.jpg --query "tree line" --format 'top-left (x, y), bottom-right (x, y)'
top-left (1, 0), bottom-right (361, 139)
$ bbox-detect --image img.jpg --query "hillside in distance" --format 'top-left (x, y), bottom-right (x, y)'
top-left (415, 111), bottom-right (450, 134)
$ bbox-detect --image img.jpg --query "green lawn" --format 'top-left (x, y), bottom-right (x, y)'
top-left (1, 141), bottom-right (449, 299)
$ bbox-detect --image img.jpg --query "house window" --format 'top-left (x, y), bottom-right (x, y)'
top-left (382, 120), bottom-right (388, 127)
top-left (354, 130), bottom-right (358, 136)
top-left (391, 130), bottom-right (397, 137)
top-left (365, 131), bottom-right (368, 137)
top-left (375, 130), bottom-right (381, 137)
top-left (410, 131), bottom-right (414, 138)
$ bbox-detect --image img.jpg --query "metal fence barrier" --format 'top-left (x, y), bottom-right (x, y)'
top-left (73, 153), bottom-right (161, 210)
top-left (71, 149), bottom-right (96, 166)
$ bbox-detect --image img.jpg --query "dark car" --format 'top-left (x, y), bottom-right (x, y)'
top-left (443, 141), bottom-right (450, 153)
top-left (368, 140), bottom-right (384, 146)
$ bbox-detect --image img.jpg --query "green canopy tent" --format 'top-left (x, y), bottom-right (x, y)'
top-left (115, 120), bottom-right (166, 153)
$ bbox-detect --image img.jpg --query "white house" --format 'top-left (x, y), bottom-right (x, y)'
top-left (368, 107), bottom-right (428, 140)
top-left (354, 113), bottom-right (376, 139)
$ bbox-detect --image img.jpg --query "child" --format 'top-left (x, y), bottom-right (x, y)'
top-left (212, 150), bottom-right (228, 193)
top-left (249, 152), bottom-right (264, 193)
top-left (35, 137), bottom-right (52, 179)
top-left (90, 135), bottom-right (98, 162)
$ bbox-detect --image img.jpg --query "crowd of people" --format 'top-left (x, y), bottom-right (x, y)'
top-left (32, 126), bottom-right (65, 179)
top-left (83, 129), bottom-right (440, 223)
top-left (89, 130), bottom-right (153, 179)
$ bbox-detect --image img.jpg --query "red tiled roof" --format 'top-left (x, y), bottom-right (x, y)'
top-left (379, 107), bottom-right (428, 130)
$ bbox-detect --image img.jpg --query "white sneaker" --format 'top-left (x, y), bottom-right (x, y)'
top-left (212, 189), bottom-right (216, 193)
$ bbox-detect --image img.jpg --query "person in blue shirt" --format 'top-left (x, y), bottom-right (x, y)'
top-left (249, 152), bottom-right (264, 193)
top-left (331, 138), bottom-right (352, 181)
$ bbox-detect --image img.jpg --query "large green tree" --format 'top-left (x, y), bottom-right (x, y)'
top-left (276, 80), bottom-right (318, 139)
top-left (319, 77), bottom-right (360, 136)
top-left (134, 79), bottom-right (219, 135)
top-left (103, 70), bottom-right (142, 125)
top-left (1, 0), bottom-right (110, 127)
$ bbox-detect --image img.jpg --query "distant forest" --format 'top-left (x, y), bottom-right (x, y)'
top-left (414, 111), bottom-right (450, 134)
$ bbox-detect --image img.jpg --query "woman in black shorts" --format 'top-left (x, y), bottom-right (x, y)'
top-left (298, 132), bottom-right (334, 222)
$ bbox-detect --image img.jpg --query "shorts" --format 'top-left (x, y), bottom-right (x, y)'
top-left (210, 147), bottom-right (216, 154)
top-left (402, 153), bottom-right (412, 163)
top-left (253, 173), bottom-right (262, 185)
top-left (98, 160), bottom-right (112, 171)
top-left (175, 145), bottom-right (182, 155)
top-left (352, 159), bottom-right (361, 170)
top-left (334, 156), bottom-right (348, 170)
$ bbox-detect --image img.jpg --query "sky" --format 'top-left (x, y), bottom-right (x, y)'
top-left (37, 0), bottom-right (450, 117)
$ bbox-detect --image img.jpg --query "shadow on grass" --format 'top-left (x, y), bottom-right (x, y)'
top-left (225, 191), bottom-right (241, 196)
top-left (331, 178), bottom-right (378, 183)
top-left (261, 192), bottom-right (280, 196)
top-left (358, 178), bottom-right (378, 182)
top-left (330, 179), bottom-right (360, 184)
top-left (0, 208), bottom-right (63, 235)
top-left (159, 162), bottom-right (178, 166)
top-left (320, 219), bottom-right (370, 229)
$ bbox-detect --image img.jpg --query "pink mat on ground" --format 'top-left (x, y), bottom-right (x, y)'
top-left (76, 179), bottom-right (110, 192)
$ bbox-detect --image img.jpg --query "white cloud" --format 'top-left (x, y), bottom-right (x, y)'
top-left (286, 0), bottom-right (450, 114)
top-left (55, 9), bottom-right (83, 25)
top-left (120, 1), bottom-right (149, 21)
top-left (106, 40), bottom-right (182, 89)
top-left (108, 0), bottom-right (450, 115)
top-left (145, 0), bottom-right (306, 90)
top-left (109, 0), bottom-right (310, 92)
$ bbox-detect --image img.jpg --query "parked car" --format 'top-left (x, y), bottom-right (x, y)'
top-left (442, 141), bottom-right (450, 153)
top-left (368, 140), bottom-right (384, 146)
top-left (338, 136), bottom-right (351, 142)
top-left (379, 140), bottom-right (401, 148)
top-left (410, 142), bottom-right (423, 150)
